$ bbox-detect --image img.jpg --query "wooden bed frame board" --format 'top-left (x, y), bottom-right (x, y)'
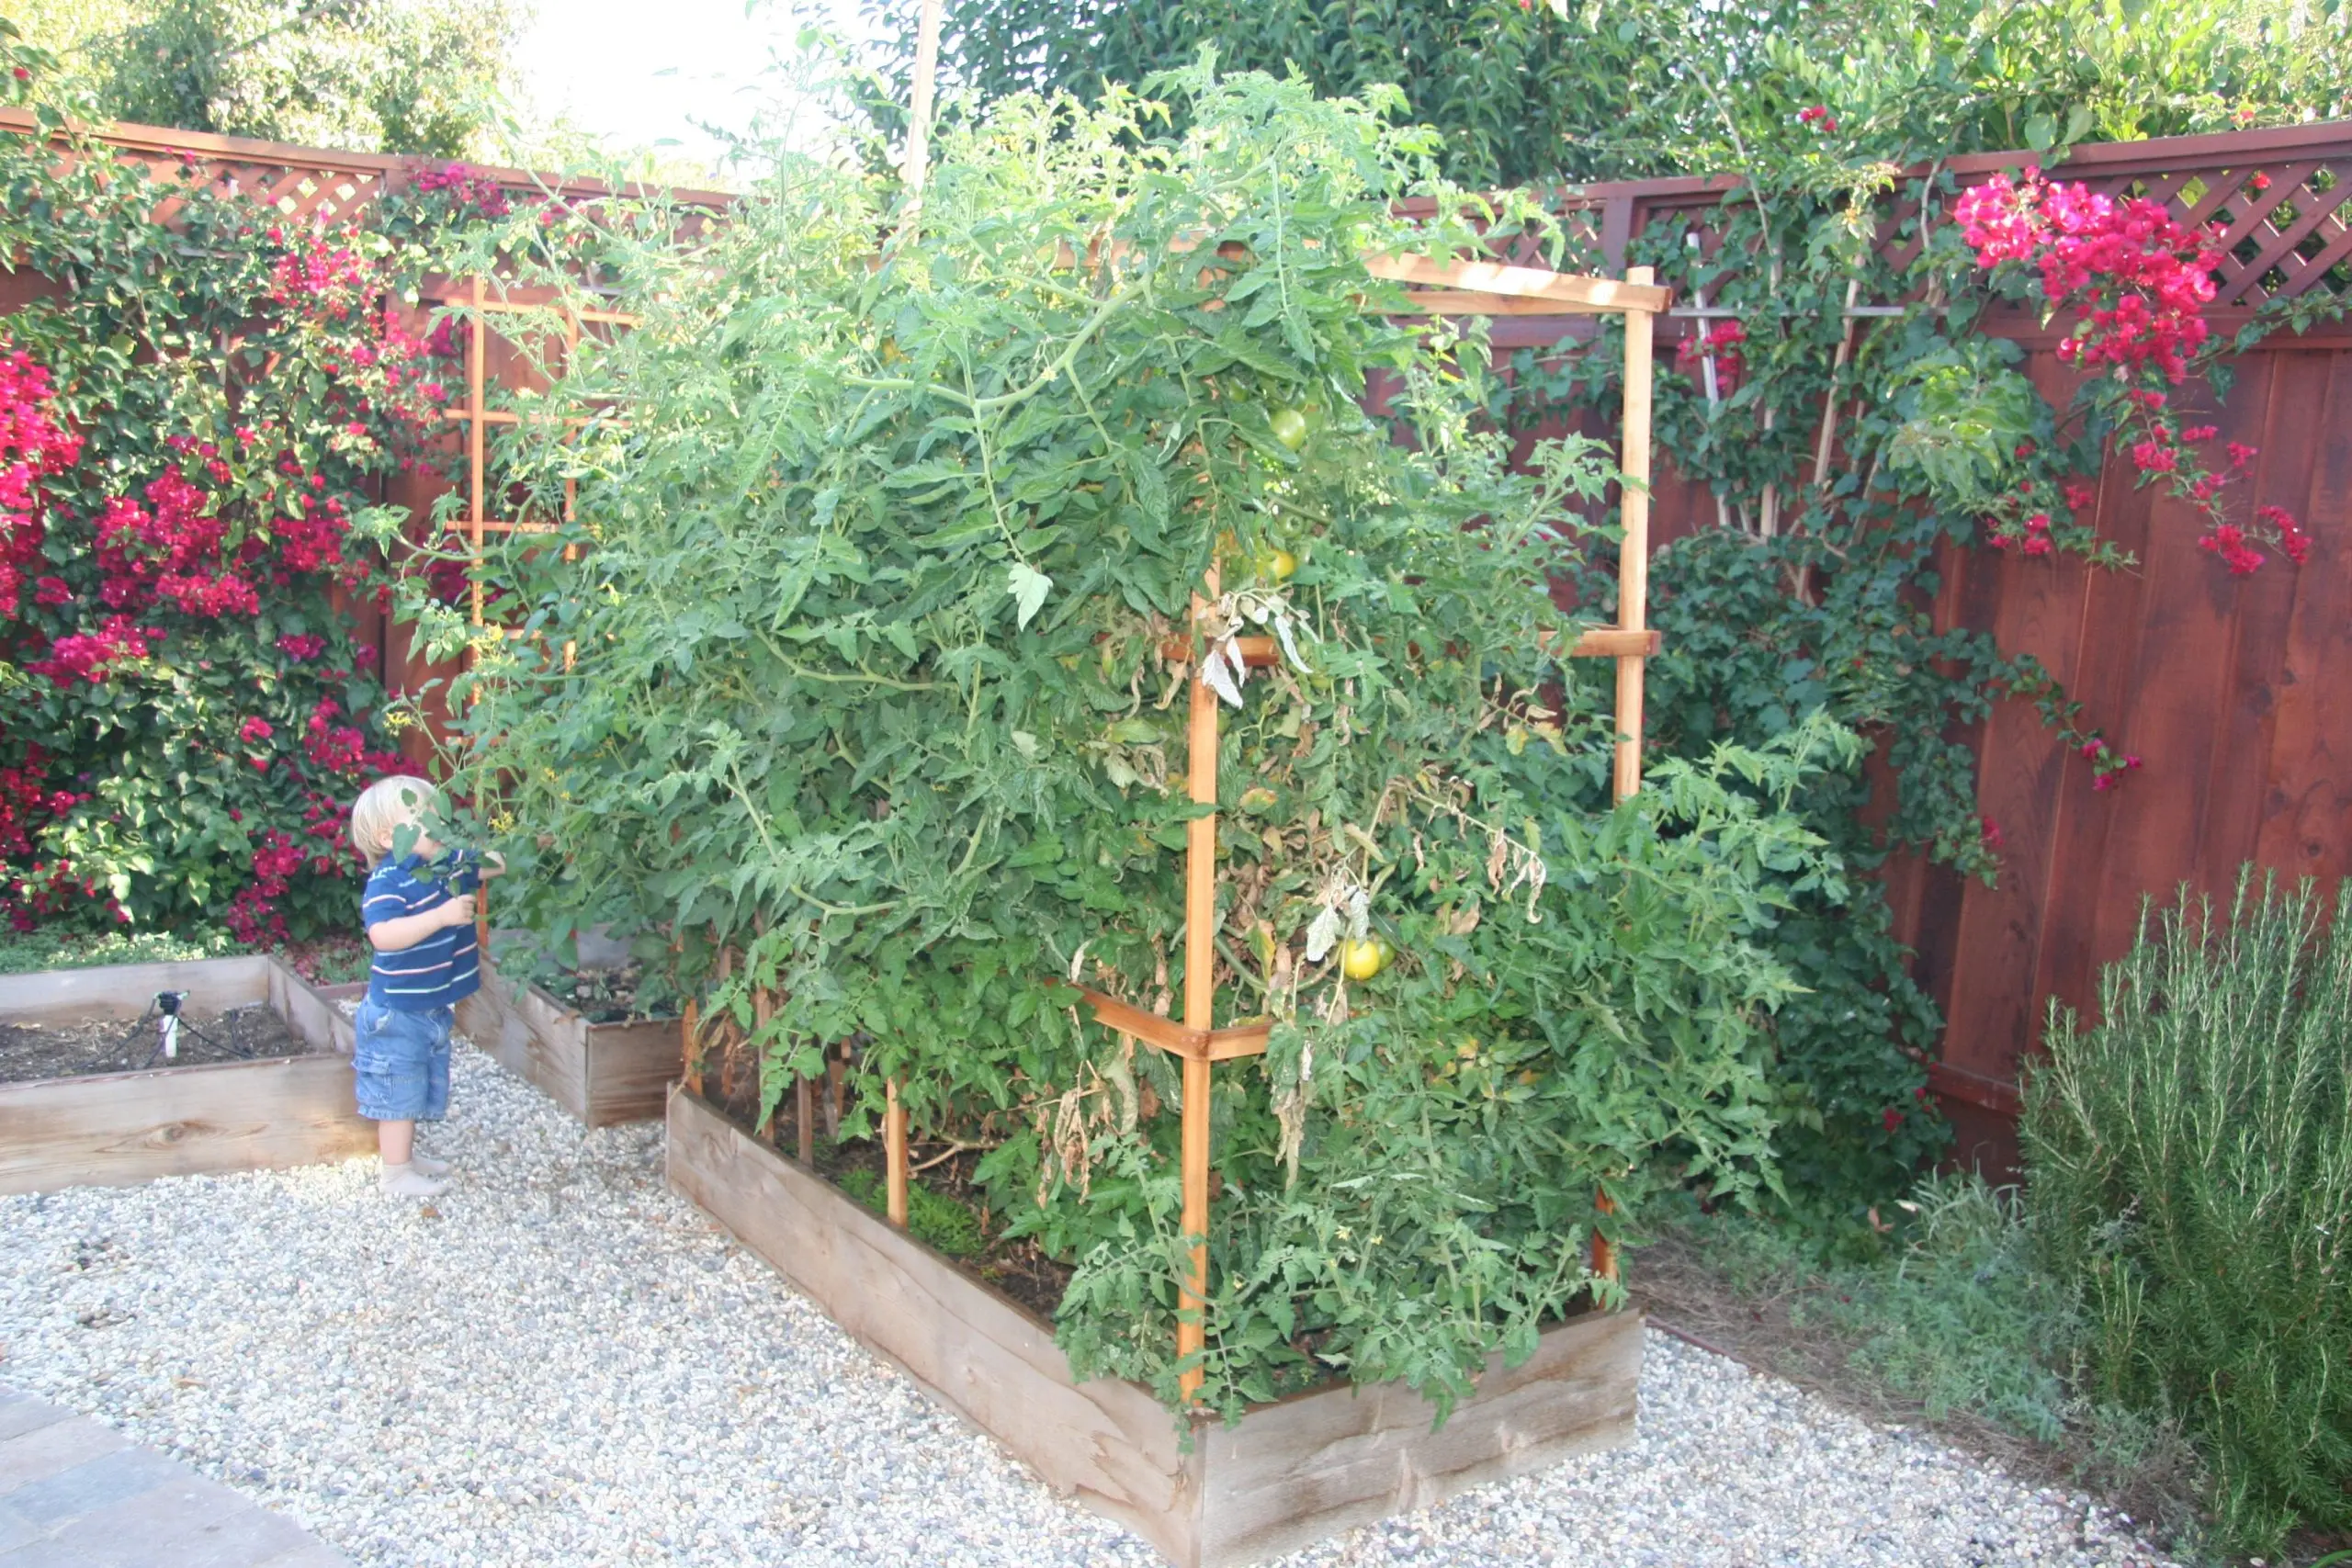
top-left (0, 956), bottom-right (373, 1195)
top-left (666, 1087), bottom-right (1641, 1568)
top-left (455, 959), bottom-right (674, 1126)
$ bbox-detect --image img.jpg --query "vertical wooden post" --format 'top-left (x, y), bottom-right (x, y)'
top-left (467, 275), bottom-right (487, 635)
top-left (796, 1072), bottom-right (816, 1164)
top-left (885, 1078), bottom-right (910, 1225)
top-left (904, 0), bottom-right (944, 207)
top-left (1594, 267), bottom-right (1657, 1287)
top-left (752, 987), bottom-right (775, 1144)
top-left (681, 999), bottom-right (702, 1097)
top-left (876, 0), bottom-right (942, 1236)
top-left (1178, 572), bottom-right (1221, 1403)
top-left (1611, 265), bottom-right (1654, 807)
top-left (560, 306), bottom-right (580, 673)
top-left (467, 275), bottom-right (492, 952)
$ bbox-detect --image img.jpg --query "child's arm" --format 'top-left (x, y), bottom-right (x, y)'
top-left (481, 850), bottom-right (507, 879)
top-left (368, 895), bottom-right (476, 952)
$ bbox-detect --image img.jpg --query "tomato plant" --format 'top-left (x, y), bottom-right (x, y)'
top-left (415, 65), bottom-right (1857, 1417)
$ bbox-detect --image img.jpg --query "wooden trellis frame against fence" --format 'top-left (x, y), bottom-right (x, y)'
top-left (427, 275), bottom-right (637, 947)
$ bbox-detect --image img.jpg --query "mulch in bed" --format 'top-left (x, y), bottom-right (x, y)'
top-left (0, 1004), bottom-right (312, 1087)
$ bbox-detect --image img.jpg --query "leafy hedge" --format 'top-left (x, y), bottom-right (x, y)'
top-left (413, 68), bottom-right (1860, 1416)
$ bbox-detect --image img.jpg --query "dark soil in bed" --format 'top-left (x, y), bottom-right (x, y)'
top-left (0, 1005), bottom-right (311, 1086)
top-left (707, 1078), bottom-right (1073, 1321)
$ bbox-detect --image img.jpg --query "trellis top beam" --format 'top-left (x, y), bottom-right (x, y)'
top-left (1363, 254), bottom-right (1672, 314)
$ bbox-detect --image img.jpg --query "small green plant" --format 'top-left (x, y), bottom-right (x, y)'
top-left (0, 923), bottom-right (241, 976)
top-left (2024, 869), bottom-right (2352, 1558)
top-left (838, 1168), bottom-right (986, 1258)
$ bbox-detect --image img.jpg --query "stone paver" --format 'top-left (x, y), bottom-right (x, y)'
top-left (0, 1388), bottom-right (349, 1568)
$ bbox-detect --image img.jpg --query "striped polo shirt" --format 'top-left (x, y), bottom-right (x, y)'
top-left (361, 851), bottom-right (481, 1010)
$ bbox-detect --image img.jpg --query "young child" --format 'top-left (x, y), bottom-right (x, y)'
top-left (348, 775), bottom-right (503, 1196)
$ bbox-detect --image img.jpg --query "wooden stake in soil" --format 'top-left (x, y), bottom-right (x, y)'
top-left (681, 999), bottom-right (702, 1097)
top-left (885, 1077), bottom-right (910, 1226)
top-left (1178, 574), bottom-right (1222, 1404)
top-left (752, 987), bottom-right (775, 1145)
top-left (796, 1069), bottom-right (816, 1165)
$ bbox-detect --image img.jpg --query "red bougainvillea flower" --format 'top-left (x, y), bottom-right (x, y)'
top-left (24, 615), bottom-right (153, 685)
top-left (1979, 816), bottom-right (2005, 851)
top-left (0, 348), bottom-right (85, 617)
top-left (2062, 478), bottom-right (2097, 511)
top-left (1881, 1106), bottom-right (1904, 1133)
top-left (238, 716), bottom-right (274, 745)
top-left (1955, 168), bottom-right (2221, 383)
top-left (1679, 320), bottom-right (1747, 389)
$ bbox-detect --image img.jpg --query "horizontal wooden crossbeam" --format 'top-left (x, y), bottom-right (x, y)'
top-left (442, 517), bottom-right (563, 536)
top-left (1047, 982), bottom-right (1271, 1063)
top-left (440, 411), bottom-right (622, 428)
top-left (1189, 627), bottom-right (1657, 669)
top-left (1386, 288), bottom-right (1624, 317)
top-left (1363, 254), bottom-right (1672, 314)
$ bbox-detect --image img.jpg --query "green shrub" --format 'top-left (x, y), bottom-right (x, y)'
top-left (2023, 870), bottom-right (2352, 1556)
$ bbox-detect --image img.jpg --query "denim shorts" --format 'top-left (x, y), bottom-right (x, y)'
top-left (352, 998), bottom-right (454, 1122)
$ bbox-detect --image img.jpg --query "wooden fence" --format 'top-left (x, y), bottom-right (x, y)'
top-left (1464, 121), bottom-right (2352, 1170)
top-left (7, 110), bottom-right (2350, 1168)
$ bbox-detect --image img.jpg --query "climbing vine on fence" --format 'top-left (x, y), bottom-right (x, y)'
top-left (1500, 102), bottom-right (2335, 1218)
top-left (0, 32), bottom-right (536, 936)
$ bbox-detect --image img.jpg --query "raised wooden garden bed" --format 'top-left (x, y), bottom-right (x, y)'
top-left (455, 959), bottom-right (673, 1126)
top-left (667, 1087), bottom-right (1641, 1568)
top-left (0, 955), bottom-right (371, 1196)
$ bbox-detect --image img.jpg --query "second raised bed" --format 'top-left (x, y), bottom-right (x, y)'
top-left (455, 959), bottom-right (675, 1127)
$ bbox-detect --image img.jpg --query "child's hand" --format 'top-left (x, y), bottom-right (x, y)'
top-left (440, 893), bottom-right (478, 928)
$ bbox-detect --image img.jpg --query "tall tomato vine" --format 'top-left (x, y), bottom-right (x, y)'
top-left (419, 69), bottom-right (1860, 1416)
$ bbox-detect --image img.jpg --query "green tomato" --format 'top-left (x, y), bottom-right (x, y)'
top-left (1269, 406), bottom-right (1309, 452)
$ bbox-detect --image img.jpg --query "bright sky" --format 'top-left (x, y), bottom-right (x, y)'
top-left (512, 0), bottom-right (870, 178)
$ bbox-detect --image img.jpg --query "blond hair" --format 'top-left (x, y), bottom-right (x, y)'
top-left (350, 775), bottom-right (443, 859)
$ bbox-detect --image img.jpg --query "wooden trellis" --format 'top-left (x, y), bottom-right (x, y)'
top-left (1004, 255), bottom-right (1670, 1404)
top-left (424, 275), bottom-right (638, 629)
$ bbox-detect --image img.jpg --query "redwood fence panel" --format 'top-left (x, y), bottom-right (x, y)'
top-left (6, 110), bottom-right (2350, 1168)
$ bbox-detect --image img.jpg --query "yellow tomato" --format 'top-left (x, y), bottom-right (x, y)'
top-left (1256, 547), bottom-right (1298, 581)
top-left (1340, 938), bottom-right (1389, 981)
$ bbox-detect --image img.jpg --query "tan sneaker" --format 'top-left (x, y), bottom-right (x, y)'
top-left (380, 1161), bottom-right (448, 1197)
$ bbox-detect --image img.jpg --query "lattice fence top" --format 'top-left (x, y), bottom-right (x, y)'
top-left (0, 108), bottom-right (732, 231)
top-left (1398, 121), bottom-right (2352, 310)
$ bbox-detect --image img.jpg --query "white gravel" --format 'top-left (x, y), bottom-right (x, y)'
top-left (0, 1037), bottom-right (2178, 1567)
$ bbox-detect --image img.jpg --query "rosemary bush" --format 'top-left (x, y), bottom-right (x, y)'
top-left (2023, 870), bottom-right (2352, 1555)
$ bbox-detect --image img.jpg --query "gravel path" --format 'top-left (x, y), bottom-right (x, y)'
top-left (0, 1039), bottom-right (2177, 1568)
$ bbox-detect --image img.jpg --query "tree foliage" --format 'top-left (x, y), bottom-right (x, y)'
top-left (401, 66), bottom-right (1859, 1415)
top-left (857, 0), bottom-right (2352, 187)
top-left (14, 0), bottom-right (525, 157)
